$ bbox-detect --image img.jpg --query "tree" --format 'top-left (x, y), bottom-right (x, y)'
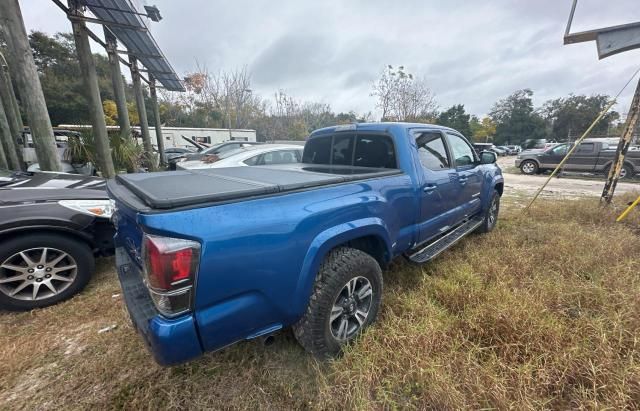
top-left (371, 65), bottom-right (437, 122)
top-left (28, 31), bottom-right (117, 126)
top-left (541, 94), bottom-right (618, 141)
top-left (489, 89), bottom-right (545, 145)
top-left (472, 117), bottom-right (497, 142)
top-left (436, 104), bottom-right (472, 137)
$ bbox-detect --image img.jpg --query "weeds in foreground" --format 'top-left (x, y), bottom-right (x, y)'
top-left (0, 196), bottom-right (638, 409)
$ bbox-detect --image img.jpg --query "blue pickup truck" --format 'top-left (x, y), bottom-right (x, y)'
top-left (107, 122), bottom-right (504, 365)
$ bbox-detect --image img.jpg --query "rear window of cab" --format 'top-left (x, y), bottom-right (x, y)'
top-left (302, 134), bottom-right (397, 169)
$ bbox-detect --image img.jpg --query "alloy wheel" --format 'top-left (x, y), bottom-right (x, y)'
top-left (330, 276), bottom-right (374, 341)
top-left (0, 247), bottom-right (77, 301)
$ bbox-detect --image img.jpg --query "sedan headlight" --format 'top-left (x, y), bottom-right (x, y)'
top-left (59, 199), bottom-right (115, 218)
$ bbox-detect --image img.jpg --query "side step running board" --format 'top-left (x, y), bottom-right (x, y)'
top-left (407, 216), bottom-right (484, 264)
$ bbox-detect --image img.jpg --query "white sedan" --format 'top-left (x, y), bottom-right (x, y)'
top-left (176, 144), bottom-right (303, 170)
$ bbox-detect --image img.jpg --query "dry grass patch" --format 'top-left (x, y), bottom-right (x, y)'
top-left (1, 194), bottom-right (639, 409)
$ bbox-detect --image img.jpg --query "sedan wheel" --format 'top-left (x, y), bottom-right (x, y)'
top-left (0, 234), bottom-right (93, 311)
top-left (0, 247), bottom-right (77, 301)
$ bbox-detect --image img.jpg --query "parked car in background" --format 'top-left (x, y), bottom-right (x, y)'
top-left (108, 122), bottom-right (503, 365)
top-left (163, 147), bottom-right (197, 163)
top-left (515, 140), bottom-right (640, 178)
top-left (169, 140), bottom-right (263, 170)
top-left (0, 171), bottom-right (114, 310)
top-left (506, 145), bottom-right (521, 154)
top-left (177, 144), bottom-right (303, 170)
top-left (497, 146), bottom-right (517, 155)
top-left (473, 143), bottom-right (506, 157)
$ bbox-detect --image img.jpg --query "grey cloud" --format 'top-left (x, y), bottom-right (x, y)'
top-left (18, 0), bottom-right (640, 116)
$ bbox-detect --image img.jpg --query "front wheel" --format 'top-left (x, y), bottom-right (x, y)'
top-left (604, 164), bottom-right (633, 180)
top-left (293, 247), bottom-right (383, 359)
top-left (477, 190), bottom-right (500, 233)
top-left (520, 160), bottom-right (538, 175)
top-left (0, 234), bottom-right (94, 311)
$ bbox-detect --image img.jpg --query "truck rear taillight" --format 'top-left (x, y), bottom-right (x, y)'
top-left (141, 234), bottom-right (200, 317)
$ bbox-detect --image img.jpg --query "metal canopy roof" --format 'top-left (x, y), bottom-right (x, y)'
top-left (80, 0), bottom-right (185, 91)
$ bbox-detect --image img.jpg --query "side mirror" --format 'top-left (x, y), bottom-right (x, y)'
top-left (480, 151), bottom-right (497, 164)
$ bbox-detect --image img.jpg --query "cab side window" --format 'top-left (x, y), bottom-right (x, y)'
top-left (446, 133), bottom-right (476, 167)
top-left (415, 132), bottom-right (450, 170)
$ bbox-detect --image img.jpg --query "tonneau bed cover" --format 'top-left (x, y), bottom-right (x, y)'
top-left (108, 164), bottom-right (403, 210)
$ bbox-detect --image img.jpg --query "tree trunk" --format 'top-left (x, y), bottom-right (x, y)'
top-left (0, 90), bottom-right (21, 169)
top-left (149, 79), bottom-right (165, 167)
top-left (0, 0), bottom-right (61, 171)
top-left (130, 57), bottom-right (154, 170)
top-left (104, 28), bottom-right (131, 141)
top-left (69, 2), bottom-right (115, 178)
top-left (0, 53), bottom-right (25, 169)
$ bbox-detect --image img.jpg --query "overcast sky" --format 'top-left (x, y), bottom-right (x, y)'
top-left (21, 0), bottom-right (640, 117)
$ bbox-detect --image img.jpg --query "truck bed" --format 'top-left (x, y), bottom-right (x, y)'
top-left (108, 164), bottom-right (403, 210)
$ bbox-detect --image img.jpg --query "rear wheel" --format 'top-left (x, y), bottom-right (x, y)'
top-left (293, 247), bottom-right (383, 358)
top-left (520, 160), bottom-right (538, 175)
top-left (0, 234), bottom-right (94, 311)
top-left (604, 164), bottom-right (633, 180)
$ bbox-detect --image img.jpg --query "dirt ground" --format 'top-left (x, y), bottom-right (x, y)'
top-left (497, 156), bottom-right (640, 199)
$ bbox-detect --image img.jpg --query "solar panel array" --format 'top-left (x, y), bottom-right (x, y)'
top-left (81, 0), bottom-right (185, 91)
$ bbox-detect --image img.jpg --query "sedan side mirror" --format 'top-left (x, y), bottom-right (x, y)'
top-left (480, 151), bottom-right (497, 164)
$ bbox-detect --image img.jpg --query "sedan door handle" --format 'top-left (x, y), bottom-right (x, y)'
top-left (423, 184), bottom-right (437, 193)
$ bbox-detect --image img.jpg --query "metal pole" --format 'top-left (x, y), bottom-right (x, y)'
top-left (104, 28), bottom-right (131, 141)
top-left (130, 56), bottom-right (154, 170)
top-left (0, 91), bottom-right (20, 169)
top-left (149, 76), bottom-right (165, 166)
top-left (601, 77), bottom-right (640, 203)
top-left (68, 0), bottom-right (115, 178)
top-left (0, 0), bottom-right (61, 171)
top-left (0, 51), bottom-right (24, 169)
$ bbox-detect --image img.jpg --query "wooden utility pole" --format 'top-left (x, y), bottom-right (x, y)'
top-left (68, 1), bottom-right (115, 178)
top-left (0, 90), bottom-right (21, 169)
top-left (130, 56), bottom-right (154, 170)
top-left (0, 128), bottom-right (7, 170)
top-left (0, 0), bottom-right (61, 171)
top-left (0, 51), bottom-right (24, 169)
top-left (104, 28), bottom-right (131, 141)
top-left (149, 77), bottom-right (165, 166)
top-left (601, 78), bottom-right (640, 203)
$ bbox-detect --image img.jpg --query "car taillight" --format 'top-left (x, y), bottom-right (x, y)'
top-left (141, 234), bottom-right (200, 317)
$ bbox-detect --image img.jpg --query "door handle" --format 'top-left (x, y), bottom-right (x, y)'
top-left (423, 184), bottom-right (437, 193)
top-left (458, 176), bottom-right (468, 186)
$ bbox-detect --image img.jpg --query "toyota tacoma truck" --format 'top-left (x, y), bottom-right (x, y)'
top-left (108, 123), bottom-right (504, 365)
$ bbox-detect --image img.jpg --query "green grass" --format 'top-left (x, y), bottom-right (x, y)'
top-left (1, 195), bottom-right (639, 409)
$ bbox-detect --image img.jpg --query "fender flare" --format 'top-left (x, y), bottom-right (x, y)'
top-left (291, 217), bottom-right (393, 315)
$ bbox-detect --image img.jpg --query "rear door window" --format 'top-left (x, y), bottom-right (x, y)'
top-left (577, 143), bottom-right (595, 153)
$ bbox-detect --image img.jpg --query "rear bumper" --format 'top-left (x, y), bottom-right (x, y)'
top-left (115, 247), bottom-right (203, 365)
top-left (514, 158), bottom-right (522, 168)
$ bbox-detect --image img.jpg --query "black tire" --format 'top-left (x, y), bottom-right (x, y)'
top-left (0, 233), bottom-right (94, 311)
top-left (604, 164), bottom-right (633, 180)
top-left (477, 190), bottom-right (500, 233)
top-left (520, 160), bottom-right (538, 175)
top-left (293, 247), bottom-right (383, 359)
